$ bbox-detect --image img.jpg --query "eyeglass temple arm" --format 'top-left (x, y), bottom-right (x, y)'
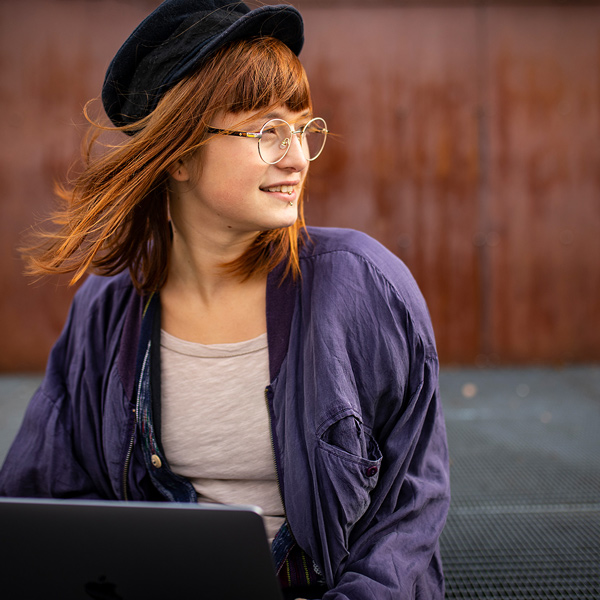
top-left (206, 127), bottom-right (261, 139)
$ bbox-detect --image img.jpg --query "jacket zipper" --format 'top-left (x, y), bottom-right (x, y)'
top-left (265, 385), bottom-right (285, 510)
top-left (122, 341), bottom-right (151, 501)
top-left (122, 409), bottom-right (137, 501)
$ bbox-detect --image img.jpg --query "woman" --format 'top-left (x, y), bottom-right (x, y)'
top-left (0, 1), bottom-right (450, 598)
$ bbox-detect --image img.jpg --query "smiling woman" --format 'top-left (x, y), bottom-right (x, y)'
top-left (0, 2), bottom-right (450, 599)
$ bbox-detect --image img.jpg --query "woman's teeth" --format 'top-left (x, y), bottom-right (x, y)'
top-left (265, 185), bottom-right (294, 194)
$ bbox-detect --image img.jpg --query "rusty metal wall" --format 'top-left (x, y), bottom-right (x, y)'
top-left (302, 5), bottom-right (484, 364)
top-left (0, 0), bottom-right (163, 371)
top-left (301, 3), bottom-right (600, 365)
top-left (1, 1), bottom-right (599, 370)
top-left (485, 8), bottom-right (600, 364)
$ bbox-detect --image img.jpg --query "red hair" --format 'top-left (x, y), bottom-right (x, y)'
top-left (23, 37), bottom-right (311, 292)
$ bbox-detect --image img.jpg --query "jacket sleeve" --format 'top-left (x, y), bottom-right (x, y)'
top-left (324, 353), bottom-right (449, 599)
top-left (0, 276), bottom-right (131, 499)
top-left (291, 244), bottom-right (450, 600)
top-left (0, 385), bottom-right (104, 499)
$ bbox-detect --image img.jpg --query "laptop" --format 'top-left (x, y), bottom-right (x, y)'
top-left (0, 497), bottom-right (285, 600)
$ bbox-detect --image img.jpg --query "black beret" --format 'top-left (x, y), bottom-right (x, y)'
top-left (102, 0), bottom-right (304, 128)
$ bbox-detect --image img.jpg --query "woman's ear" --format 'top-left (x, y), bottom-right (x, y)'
top-left (167, 159), bottom-right (190, 182)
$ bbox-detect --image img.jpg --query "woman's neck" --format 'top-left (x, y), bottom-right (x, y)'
top-left (160, 220), bottom-right (268, 345)
top-left (167, 213), bottom-right (258, 297)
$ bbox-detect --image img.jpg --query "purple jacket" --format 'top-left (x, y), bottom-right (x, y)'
top-left (0, 227), bottom-right (450, 599)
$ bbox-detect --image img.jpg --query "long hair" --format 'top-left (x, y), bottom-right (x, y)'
top-left (23, 36), bottom-right (312, 293)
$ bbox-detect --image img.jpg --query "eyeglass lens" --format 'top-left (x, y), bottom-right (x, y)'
top-left (258, 118), bottom-right (327, 164)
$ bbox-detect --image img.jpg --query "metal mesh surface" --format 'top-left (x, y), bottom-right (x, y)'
top-left (439, 369), bottom-right (600, 600)
top-left (446, 422), bottom-right (600, 510)
top-left (441, 508), bottom-right (600, 599)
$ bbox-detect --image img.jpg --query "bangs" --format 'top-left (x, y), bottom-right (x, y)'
top-left (150, 37), bottom-right (313, 150)
top-left (213, 37), bottom-right (311, 116)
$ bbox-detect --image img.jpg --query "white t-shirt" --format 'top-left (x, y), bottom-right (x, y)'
top-left (160, 330), bottom-right (285, 541)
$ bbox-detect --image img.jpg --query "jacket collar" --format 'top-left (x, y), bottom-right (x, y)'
top-left (266, 260), bottom-right (299, 381)
top-left (118, 288), bottom-right (145, 406)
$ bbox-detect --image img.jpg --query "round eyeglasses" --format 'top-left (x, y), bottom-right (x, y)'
top-left (206, 117), bottom-right (328, 165)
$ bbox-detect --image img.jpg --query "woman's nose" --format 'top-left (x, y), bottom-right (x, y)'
top-left (277, 133), bottom-right (309, 170)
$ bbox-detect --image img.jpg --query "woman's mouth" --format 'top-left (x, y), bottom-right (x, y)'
top-left (262, 184), bottom-right (296, 195)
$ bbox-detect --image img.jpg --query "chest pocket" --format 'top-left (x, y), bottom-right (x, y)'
top-left (316, 415), bottom-right (382, 555)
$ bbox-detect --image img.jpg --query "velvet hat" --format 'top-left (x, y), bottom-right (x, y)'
top-left (102, 0), bottom-right (304, 128)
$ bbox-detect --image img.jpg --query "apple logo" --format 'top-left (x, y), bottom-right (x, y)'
top-left (84, 575), bottom-right (124, 599)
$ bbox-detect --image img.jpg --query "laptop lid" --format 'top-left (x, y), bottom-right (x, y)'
top-left (0, 497), bottom-right (284, 600)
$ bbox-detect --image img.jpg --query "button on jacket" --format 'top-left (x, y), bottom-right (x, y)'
top-left (0, 227), bottom-right (450, 599)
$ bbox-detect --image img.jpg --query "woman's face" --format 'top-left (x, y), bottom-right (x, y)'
top-left (170, 105), bottom-right (311, 242)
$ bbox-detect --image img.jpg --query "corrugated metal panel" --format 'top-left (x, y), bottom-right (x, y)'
top-left (302, 6), bottom-right (483, 364)
top-left (301, 4), bottom-right (600, 364)
top-left (485, 6), bottom-right (600, 363)
top-left (1, 1), bottom-right (598, 369)
top-left (0, 0), bottom-right (157, 370)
